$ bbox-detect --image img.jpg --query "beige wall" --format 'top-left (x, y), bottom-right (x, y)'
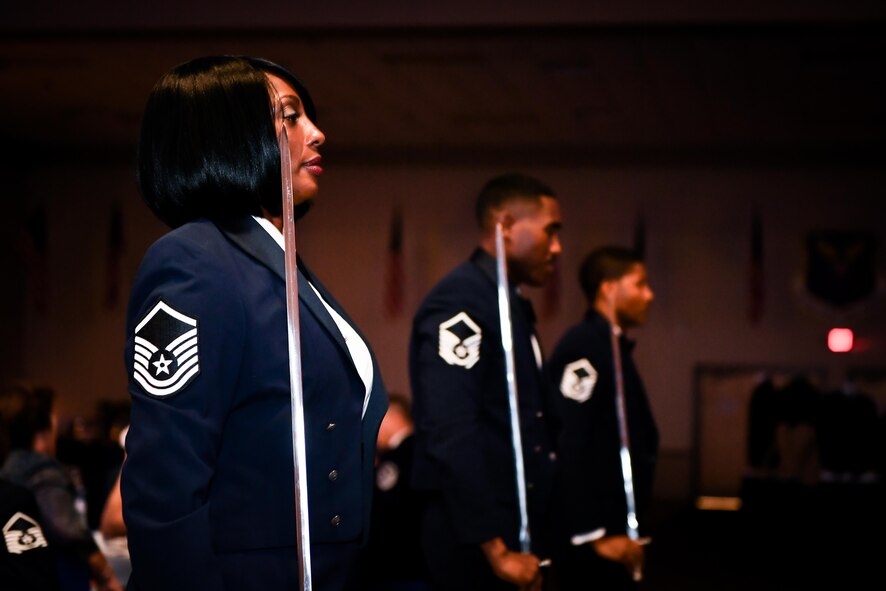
top-left (6, 161), bottom-right (885, 499)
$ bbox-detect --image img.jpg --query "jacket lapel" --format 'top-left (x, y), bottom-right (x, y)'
top-left (216, 217), bottom-right (353, 363)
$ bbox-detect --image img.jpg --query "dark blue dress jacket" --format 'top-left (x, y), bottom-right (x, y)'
top-left (409, 248), bottom-right (555, 555)
top-left (121, 217), bottom-right (387, 591)
top-left (546, 309), bottom-right (659, 543)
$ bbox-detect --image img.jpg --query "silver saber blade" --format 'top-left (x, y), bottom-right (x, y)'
top-left (495, 223), bottom-right (531, 553)
top-left (280, 125), bottom-right (313, 590)
top-left (610, 328), bottom-right (640, 541)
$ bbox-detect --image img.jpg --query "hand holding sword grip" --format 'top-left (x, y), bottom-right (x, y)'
top-left (592, 535), bottom-right (647, 581)
top-left (481, 537), bottom-right (543, 588)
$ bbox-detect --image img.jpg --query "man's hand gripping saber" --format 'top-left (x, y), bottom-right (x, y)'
top-left (280, 126), bottom-right (313, 590)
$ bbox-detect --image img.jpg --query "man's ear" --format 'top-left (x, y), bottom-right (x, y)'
top-left (598, 279), bottom-right (618, 302)
top-left (595, 280), bottom-right (620, 324)
top-left (492, 209), bottom-right (517, 234)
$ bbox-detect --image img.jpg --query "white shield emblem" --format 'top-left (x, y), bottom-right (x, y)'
top-left (438, 312), bottom-right (482, 369)
top-left (133, 300), bottom-right (200, 398)
top-left (3, 512), bottom-right (48, 554)
top-left (560, 358), bottom-right (597, 403)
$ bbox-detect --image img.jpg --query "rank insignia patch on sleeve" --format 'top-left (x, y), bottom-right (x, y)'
top-left (133, 300), bottom-right (200, 398)
top-left (3, 512), bottom-right (48, 554)
top-left (560, 358), bottom-right (597, 403)
top-left (438, 311), bottom-right (482, 369)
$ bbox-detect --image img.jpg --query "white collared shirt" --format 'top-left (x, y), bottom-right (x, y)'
top-left (253, 216), bottom-right (373, 417)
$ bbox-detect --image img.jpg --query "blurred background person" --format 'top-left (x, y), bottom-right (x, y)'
top-left (545, 246), bottom-right (658, 590)
top-left (55, 400), bottom-right (129, 536)
top-left (1, 461), bottom-right (59, 589)
top-left (96, 424), bottom-right (129, 586)
top-left (0, 384), bottom-right (123, 591)
top-left (359, 392), bottom-right (430, 590)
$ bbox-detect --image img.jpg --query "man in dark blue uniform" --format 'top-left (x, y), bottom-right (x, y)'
top-left (409, 173), bottom-right (562, 591)
top-left (0, 476), bottom-right (59, 590)
top-left (1, 386), bottom-right (122, 591)
top-left (122, 56), bottom-right (387, 591)
top-left (546, 246), bottom-right (658, 591)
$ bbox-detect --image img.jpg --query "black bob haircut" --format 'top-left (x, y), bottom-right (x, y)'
top-left (137, 55), bottom-right (316, 229)
top-left (475, 173), bottom-right (556, 229)
top-left (578, 246), bottom-right (643, 302)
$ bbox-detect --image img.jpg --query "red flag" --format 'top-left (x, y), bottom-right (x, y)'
top-left (383, 206), bottom-right (404, 318)
top-left (748, 211), bottom-right (764, 324)
top-left (104, 203), bottom-right (125, 309)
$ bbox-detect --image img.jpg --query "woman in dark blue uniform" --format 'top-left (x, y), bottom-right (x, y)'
top-left (122, 56), bottom-right (388, 591)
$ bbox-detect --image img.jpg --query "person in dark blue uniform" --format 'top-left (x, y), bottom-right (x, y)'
top-left (409, 173), bottom-right (562, 591)
top-left (122, 56), bottom-right (388, 591)
top-left (1, 385), bottom-right (122, 591)
top-left (0, 476), bottom-right (59, 591)
top-left (545, 246), bottom-right (658, 591)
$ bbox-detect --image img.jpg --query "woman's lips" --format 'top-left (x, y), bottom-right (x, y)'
top-left (302, 157), bottom-right (323, 176)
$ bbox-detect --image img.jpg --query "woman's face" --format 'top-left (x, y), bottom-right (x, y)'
top-left (267, 74), bottom-right (326, 204)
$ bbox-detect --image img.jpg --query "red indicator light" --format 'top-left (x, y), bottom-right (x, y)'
top-left (828, 328), bottom-right (853, 353)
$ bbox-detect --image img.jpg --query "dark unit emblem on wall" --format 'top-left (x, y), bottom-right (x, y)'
top-left (806, 230), bottom-right (876, 308)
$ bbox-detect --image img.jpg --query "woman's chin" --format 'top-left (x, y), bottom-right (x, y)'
top-left (292, 199), bottom-right (315, 221)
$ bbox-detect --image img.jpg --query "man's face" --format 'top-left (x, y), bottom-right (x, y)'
top-left (505, 196), bottom-right (562, 287)
top-left (612, 263), bottom-right (654, 328)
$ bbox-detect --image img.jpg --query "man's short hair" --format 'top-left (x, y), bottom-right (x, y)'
top-left (579, 246), bottom-right (643, 302)
top-left (475, 173), bottom-right (556, 229)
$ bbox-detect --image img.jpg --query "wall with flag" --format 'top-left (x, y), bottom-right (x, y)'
top-left (382, 206), bottom-right (404, 319)
top-left (4, 164), bottom-right (166, 423)
top-left (6, 159), bottom-right (885, 501)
